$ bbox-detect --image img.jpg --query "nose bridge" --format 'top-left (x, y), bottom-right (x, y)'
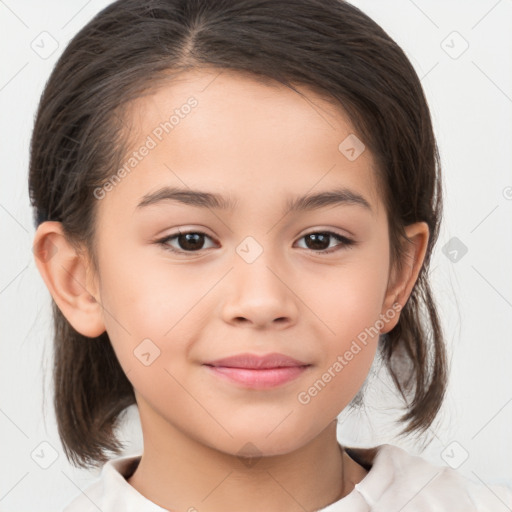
top-left (220, 233), bottom-right (298, 326)
top-left (233, 234), bottom-right (285, 293)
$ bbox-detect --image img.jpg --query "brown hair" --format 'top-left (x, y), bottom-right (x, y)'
top-left (29, 0), bottom-right (447, 469)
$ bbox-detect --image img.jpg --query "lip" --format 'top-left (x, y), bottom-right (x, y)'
top-left (205, 352), bottom-right (308, 369)
top-left (203, 352), bottom-right (311, 389)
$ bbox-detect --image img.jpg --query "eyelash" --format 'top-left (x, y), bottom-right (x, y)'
top-left (156, 229), bottom-right (356, 255)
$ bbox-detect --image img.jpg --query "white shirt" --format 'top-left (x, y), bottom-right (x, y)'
top-left (62, 444), bottom-right (512, 511)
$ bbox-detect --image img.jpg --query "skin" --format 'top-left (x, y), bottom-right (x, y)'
top-left (33, 68), bottom-right (429, 512)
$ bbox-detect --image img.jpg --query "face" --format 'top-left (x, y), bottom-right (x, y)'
top-left (83, 69), bottom-right (403, 456)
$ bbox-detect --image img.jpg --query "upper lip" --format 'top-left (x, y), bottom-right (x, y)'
top-left (204, 352), bottom-right (310, 369)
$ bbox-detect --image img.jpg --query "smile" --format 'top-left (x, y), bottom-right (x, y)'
top-left (203, 352), bottom-right (311, 389)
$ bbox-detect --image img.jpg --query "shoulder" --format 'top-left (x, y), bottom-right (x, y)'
top-left (345, 444), bottom-right (512, 511)
top-left (61, 454), bottom-right (166, 512)
top-left (61, 464), bottom-right (110, 512)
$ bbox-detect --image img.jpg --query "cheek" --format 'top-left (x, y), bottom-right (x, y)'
top-left (296, 295), bottom-right (381, 425)
top-left (297, 252), bottom-right (389, 405)
top-left (309, 255), bottom-right (390, 343)
top-left (96, 246), bottom-right (219, 388)
top-left (98, 241), bottom-right (200, 336)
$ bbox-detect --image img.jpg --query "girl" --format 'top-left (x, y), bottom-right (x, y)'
top-left (29, 0), bottom-right (511, 510)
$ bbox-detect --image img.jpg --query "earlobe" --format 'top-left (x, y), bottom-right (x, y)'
top-left (380, 221), bottom-right (430, 334)
top-left (32, 221), bottom-right (106, 338)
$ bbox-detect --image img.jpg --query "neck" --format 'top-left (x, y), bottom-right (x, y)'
top-left (127, 400), bottom-right (365, 512)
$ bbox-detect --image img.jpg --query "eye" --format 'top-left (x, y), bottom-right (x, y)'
top-left (295, 231), bottom-right (355, 254)
top-left (157, 230), bottom-right (217, 254)
top-left (157, 229), bottom-right (355, 255)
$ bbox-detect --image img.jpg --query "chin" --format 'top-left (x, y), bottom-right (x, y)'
top-left (205, 425), bottom-right (320, 460)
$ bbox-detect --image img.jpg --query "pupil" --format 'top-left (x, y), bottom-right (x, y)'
top-left (307, 233), bottom-right (329, 250)
top-left (181, 233), bottom-right (203, 250)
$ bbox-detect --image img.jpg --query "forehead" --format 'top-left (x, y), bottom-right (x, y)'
top-left (108, 68), bottom-right (384, 218)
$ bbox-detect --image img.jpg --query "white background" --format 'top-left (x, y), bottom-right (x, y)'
top-left (1, 0), bottom-right (511, 510)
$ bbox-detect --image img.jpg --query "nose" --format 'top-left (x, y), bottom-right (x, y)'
top-left (220, 247), bottom-right (299, 330)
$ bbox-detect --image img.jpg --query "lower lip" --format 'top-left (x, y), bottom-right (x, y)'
top-left (204, 365), bottom-right (309, 389)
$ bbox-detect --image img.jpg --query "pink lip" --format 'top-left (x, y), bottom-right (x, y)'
top-left (203, 353), bottom-right (310, 389)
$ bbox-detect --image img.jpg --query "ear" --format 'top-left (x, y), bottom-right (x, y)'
top-left (32, 221), bottom-right (106, 338)
top-left (379, 221), bottom-right (430, 334)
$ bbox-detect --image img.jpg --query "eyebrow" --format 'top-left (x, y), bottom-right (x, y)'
top-left (136, 186), bottom-right (373, 214)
